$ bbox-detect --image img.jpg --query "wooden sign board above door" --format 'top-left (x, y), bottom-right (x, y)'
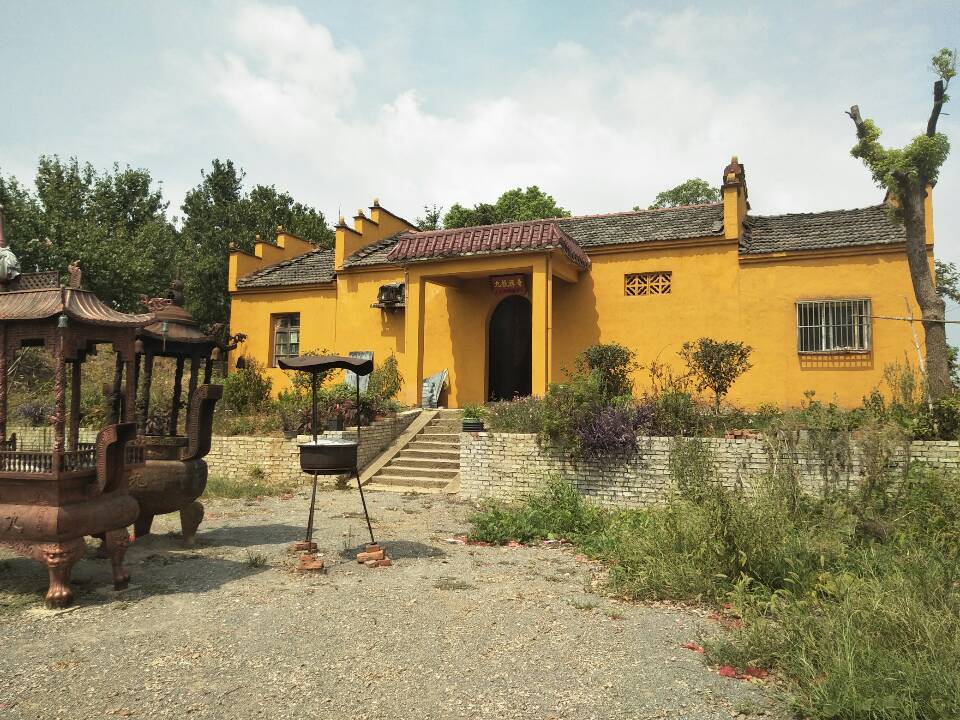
top-left (490, 274), bottom-right (527, 295)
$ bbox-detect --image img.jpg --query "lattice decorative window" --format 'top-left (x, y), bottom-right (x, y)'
top-left (796, 299), bottom-right (871, 353)
top-left (625, 271), bottom-right (672, 296)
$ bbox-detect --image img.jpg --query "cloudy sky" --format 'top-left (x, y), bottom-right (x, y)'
top-left (2, 2), bottom-right (957, 274)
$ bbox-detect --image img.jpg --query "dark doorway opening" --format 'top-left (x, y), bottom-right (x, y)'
top-left (488, 295), bottom-right (532, 400)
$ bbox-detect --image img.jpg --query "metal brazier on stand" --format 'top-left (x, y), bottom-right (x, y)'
top-left (279, 355), bottom-right (388, 569)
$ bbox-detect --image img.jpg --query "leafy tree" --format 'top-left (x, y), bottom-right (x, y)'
top-left (846, 49), bottom-right (956, 400)
top-left (1, 157), bottom-right (176, 310)
top-left (246, 184), bottom-right (333, 246)
top-left (680, 338), bottom-right (753, 414)
top-left (935, 259), bottom-right (960, 305)
top-left (443, 186), bottom-right (569, 228)
top-left (641, 178), bottom-right (721, 211)
top-left (178, 159), bottom-right (334, 329)
top-left (415, 204), bottom-right (443, 231)
top-left (935, 260), bottom-right (960, 386)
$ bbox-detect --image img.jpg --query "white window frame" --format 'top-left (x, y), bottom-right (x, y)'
top-left (796, 299), bottom-right (871, 354)
top-left (272, 313), bottom-right (300, 366)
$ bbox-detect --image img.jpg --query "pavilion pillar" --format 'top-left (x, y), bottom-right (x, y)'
top-left (123, 353), bottom-right (138, 424)
top-left (53, 335), bottom-right (67, 457)
top-left (0, 324), bottom-right (7, 442)
top-left (137, 351), bottom-right (155, 435)
top-left (69, 360), bottom-right (82, 450)
top-left (403, 273), bottom-right (426, 407)
top-left (530, 257), bottom-right (553, 397)
top-left (107, 353), bottom-right (123, 425)
top-left (169, 356), bottom-right (185, 436)
top-left (185, 354), bottom-right (200, 433)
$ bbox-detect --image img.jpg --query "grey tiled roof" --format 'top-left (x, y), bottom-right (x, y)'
top-left (741, 205), bottom-right (906, 255)
top-left (235, 248), bottom-right (335, 288)
top-left (341, 234), bottom-right (403, 268)
top-left (557, 204), bottom-right (725, 248)
top-left (236, 204), bottom-right (908, 288)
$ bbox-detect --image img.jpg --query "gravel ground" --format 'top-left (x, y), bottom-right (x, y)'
top-left (1, 487), bottom-right (785, 720)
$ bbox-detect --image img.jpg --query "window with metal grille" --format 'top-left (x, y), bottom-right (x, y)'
top-left (796, 299), bottom-right (871, 353)
top-left (625, 271), bottom-right (671, 296)
top-left (272, 313), bottom-right (300, 365)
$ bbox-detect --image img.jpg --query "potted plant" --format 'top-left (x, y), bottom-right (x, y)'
top-left (461, 404), bottom-right (486, 432)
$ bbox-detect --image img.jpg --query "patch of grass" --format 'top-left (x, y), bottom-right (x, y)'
top-left (0, 590), bottom-right (37, 614)
top-left (244, 550), bottom-right (268, 568)
top-left (469, 466), bottom-right (960, 719)
top-left (568, 598), bottom-right (598, 611)
top-left (205, 475), bottom-right (296, 499)
top-left (603, 608), bottom-right (625, 620)
top-left (469, 476), bottom-right (608, 545)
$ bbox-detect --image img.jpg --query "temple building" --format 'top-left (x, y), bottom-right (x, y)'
top-left (227, 157), bottom-right (935, 409)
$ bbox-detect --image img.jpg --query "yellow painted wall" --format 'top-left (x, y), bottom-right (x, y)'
top-left (228, 192), bottom-right (931, 410)
top-left (334, 267), bottom-right (406, 383)
top-left (229, 287), bottom-right (338, 392)
top-left (552, 242), bottom-right (923, 408)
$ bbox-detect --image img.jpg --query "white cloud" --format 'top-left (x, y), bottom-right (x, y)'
top-left (123, 0), bottom-right (953, 254)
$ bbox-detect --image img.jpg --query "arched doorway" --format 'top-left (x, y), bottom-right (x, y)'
top-left (488, 295), bottom-right (532, 400)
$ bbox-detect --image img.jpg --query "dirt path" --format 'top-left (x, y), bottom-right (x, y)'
top-left (1, 488), bottom-right (783, 719)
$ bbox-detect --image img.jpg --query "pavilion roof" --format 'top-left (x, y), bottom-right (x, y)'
top-left (0, 288), bottom-right (154, 327)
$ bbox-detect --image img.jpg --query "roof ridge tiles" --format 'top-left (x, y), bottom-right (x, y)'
top-left (748, 204), bottom-right (888, 221)
top-left (559, 202), bottom-right (723, 223)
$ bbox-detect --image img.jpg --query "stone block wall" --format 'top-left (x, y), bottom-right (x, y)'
top-left (205, 410), bottom-right (419, 486)
top-left (8, 426), bottom-right (97, 449)
top-left (459, 432), bottom-right (960, 507)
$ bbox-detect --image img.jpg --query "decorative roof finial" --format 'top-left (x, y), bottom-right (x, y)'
top-left (373, 197), bottom-right (380, 207)
top-left (68, 260), bottom-right (82, 289)
top-left (167, 278), bottom-right (185, 307)
top-left (277, 224), bottom-right (284, 233)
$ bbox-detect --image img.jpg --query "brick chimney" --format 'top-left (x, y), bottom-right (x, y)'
top-left (721, 156), bottom-right (749, 241)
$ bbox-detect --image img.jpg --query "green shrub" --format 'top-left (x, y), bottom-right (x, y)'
top-left (575, 342), bottom-right (636, 401)
top-left (680, 337), bottom-right (752, 414)
top-left (469, 476), bottom-right (607, 545)
top-left (222, 356), bottom-right (272, 413)
top-left (487, 396), bottom-right (543, 432)
top-left (366, 354), bottom-right (403, 401)
top-left (274, 388), bottom-right (309, 434)
top-left (461, 403), bottom-right (486, 420)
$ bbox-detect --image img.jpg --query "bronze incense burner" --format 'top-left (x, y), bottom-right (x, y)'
top-left (127, 282), bottom-right (231, 545)
top-left (0, 212), bottom-right (152, 606)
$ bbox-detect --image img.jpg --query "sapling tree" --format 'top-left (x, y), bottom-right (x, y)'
top-left (680, 338), bottom-right (752, 414)
top-left (846, 48), bottom-right (957, 400)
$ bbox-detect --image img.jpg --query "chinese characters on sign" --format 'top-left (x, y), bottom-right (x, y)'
top-left (490, 274), bottom-right (527, 295)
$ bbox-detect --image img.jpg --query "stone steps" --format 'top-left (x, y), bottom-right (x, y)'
top-left (365, 410), bottom-right (462, 494)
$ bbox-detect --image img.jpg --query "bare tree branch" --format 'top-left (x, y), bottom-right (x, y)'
top-left (927, 79), bottom-right (945, 137)
top-left (846, 105), bottom-right (866, 135)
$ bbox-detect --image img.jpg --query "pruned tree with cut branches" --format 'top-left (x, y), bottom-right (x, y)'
top-left (846, 48), bottom-right (956, 400)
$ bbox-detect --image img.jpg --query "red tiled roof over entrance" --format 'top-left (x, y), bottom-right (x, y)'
top-left (385, 219), bottom-right (591, 269)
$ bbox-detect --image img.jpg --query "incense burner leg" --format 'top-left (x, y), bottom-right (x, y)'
top-left (103, 528), bottom-right (131, 590)
top-left (42, 539), bottom-right (86, 609)
top-left (134, 514), bottom-right (154, 539)
top-left (180, 501), bottom-right (204, 547)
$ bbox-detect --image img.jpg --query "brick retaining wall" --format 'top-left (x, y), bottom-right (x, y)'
top-left (459, 432), bottom-right (960, 507)
top-left (8, 426), bottom-right (97, 449)
top-left (205, 410), bottom-right (419, 486)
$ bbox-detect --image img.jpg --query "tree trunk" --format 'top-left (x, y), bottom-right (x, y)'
top-left (902, 186), bottom-right (952, 400)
